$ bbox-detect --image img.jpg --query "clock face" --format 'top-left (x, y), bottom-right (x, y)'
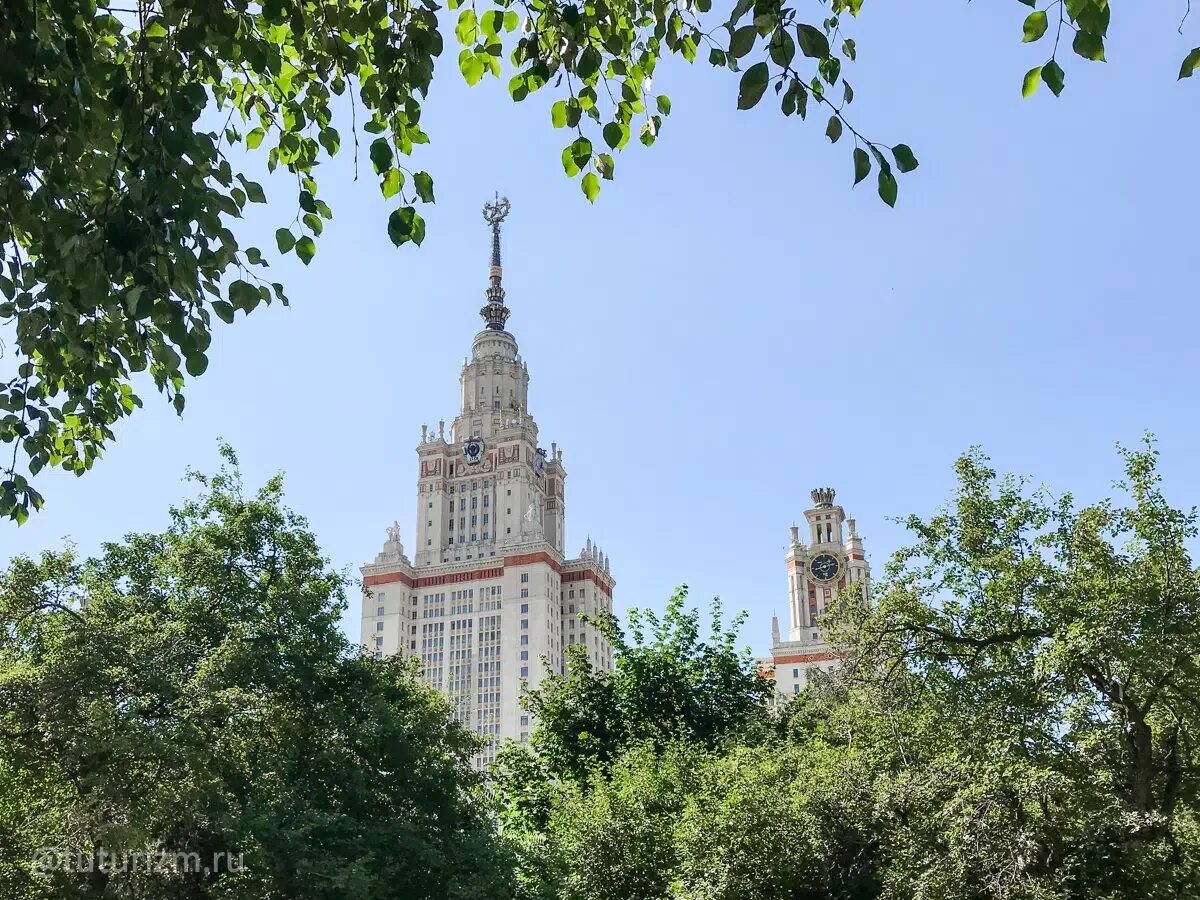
top-left (810, 553), bottom-right (841, 582)
top-left (462, 438), bottom-right (485, 465)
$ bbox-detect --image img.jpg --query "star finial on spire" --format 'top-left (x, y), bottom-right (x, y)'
top-left (480, 193), bottom-right (512, 331)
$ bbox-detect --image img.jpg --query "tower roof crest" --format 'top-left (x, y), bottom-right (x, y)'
top-left (480, 192), bottom-right (512, 331)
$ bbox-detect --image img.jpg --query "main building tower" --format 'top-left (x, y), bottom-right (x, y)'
top-left (360, 197), bottom-right (615, 766)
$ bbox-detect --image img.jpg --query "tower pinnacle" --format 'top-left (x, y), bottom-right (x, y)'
top-left (481, 193), bottom-right (512, 331)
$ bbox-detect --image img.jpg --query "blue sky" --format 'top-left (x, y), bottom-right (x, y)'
top-left (4, 3), bottom-right (1198, 655)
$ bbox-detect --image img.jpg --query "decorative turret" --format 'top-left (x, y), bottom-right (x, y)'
top-left (480, 193), bottom-right (512, 331)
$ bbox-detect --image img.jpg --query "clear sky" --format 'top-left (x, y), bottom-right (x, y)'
top-left (4, 3), bottom-right (1198, 655)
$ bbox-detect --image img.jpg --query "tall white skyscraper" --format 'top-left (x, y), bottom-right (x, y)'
top-left (360, 197), bottom-right (614, 767)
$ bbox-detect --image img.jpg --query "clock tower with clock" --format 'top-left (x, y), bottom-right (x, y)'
top-left (765, 487), bottom-right (870, 700)
top-left (359, 197), bottom-right (614, 768)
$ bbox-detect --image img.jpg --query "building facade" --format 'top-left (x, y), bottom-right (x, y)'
top-left (762, 488), bottom-right (869, 700)
top-left (360, 197), bottom-right (614, 767)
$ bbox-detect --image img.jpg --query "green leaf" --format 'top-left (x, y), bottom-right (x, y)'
top-left (878, 170), bottom-right (898, 207)
top-left (1072, 29), bottom-right (1105, 61)
top-left (381, 169), bottom-right (403, 199)
top-left (242, 180), bottom-right (266, 204)
top-left (369, 138), bottom-right (394, 174)
top-left (296, 236), bottom-right (317, 264)
top-left (1022, 10), bottom-right (1048, 42)
top-left (551, 100), bottom-right (568, 128)
top-left (769, 28), bottom-right (796, 67)
top-left (825, 115), bottom-right (842, 143)
top-left (459, 49), bottom-right (485, 85)
top-left (1022, 65), bottom-right (1042, 98)
top-left (603, 121), bottom-right (629, 150)
top-left (581, 172), bottom-right (600, 202)
top-left (246, 128), bottom-right (266, 149)
top-left (596, 153), bottom-right (615, 180)
top-left (796, 24), bottom-right (829, 59)
top-left (892, 144), bottom-right (919, 173)
top-left (561, 146), bottom-right (581, 176)
top-left (229, 279), bottom-right (259, 311)
top-left (729, 25), bottom-right (757, 59)
top-left (570, 137), bottom-right (593, 169)
top-left (455, 8), bottom-right (478, 43)
top-left (1041, 58), bottom-right (1065, 96)
top-left (275, 229), bottom-right (296, 253)
top-left (212, 300), bottom-right (236, 324)
top-left (1182, 47), bottom-right (1200, 79)
top-left (656, 95), bottom-right (672, 115)
top-left (185, 352), bottom-right (209, 377)
top-left (387, 207), bottom-right (426, 246)
top-left (414, 171), bottom-right (436, 203)
top-left (737, 62), bottom-right (770, 110)
top-left (853, 147), bottom-right (870, 185)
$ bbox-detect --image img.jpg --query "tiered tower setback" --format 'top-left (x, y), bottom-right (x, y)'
top-left (360, 197), bottom-right (615, 767)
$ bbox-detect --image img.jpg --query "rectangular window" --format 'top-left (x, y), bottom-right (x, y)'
top-left (376, 622), bottom-right (384, 631)
top-left (520, 588), bottom-right (529, 598)
top-left (377, 606), bottom-right (385, 615)
top-left (520, 619), bottom-right (529, 629)
top-left (520, 666), bottom-right (529, 678)
top-left (520, 603), bottom-right (528, 613)
top-left (521, 650), bottom-right (529, 660)
top-left (483, 496), bottom-right (490, 507)
top-left (521, 573), bottom-right (529, 583)
top-left (520, 635), bottom-right (529, 645)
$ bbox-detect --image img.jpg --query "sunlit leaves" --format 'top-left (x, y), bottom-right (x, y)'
top-left (1023, 65), bottom-right (1043, 97)
top-left (582, 172), bottom-right (600, 202)
top-left (459, 49), bottom-right (485, 85)
top-left (1022, 11), bottom-right (1048, 42)
top-left (295, 236), bottom-right (317, 265)
top-left (1182, 47), bottom-right (1200, 78)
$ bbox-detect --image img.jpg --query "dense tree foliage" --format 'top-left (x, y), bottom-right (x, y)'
top-left (0, 447), bottom-right (513, 899)
top-left (499, 439), bottom-right (1200, 900)
top-left (3, 0), bottom-right (1195, 520)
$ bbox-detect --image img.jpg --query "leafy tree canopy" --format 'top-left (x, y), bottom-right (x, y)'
top-left (501, 439), bottom-right (1200, 900)
top-left (0, 445), bottom-right (513, 899)
top-left (2, 0), bottom-right (1196, 521)
top-left (510, 585), bottom-right (774, 784)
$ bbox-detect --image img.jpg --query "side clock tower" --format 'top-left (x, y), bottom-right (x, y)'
top-left (764, 487), bottom-right (870, 701)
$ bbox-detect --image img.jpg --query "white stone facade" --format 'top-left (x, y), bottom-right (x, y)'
top-left (360, 202), bottom-right (614, 767)
top-left (762, 488), bottom-right (870, 700)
